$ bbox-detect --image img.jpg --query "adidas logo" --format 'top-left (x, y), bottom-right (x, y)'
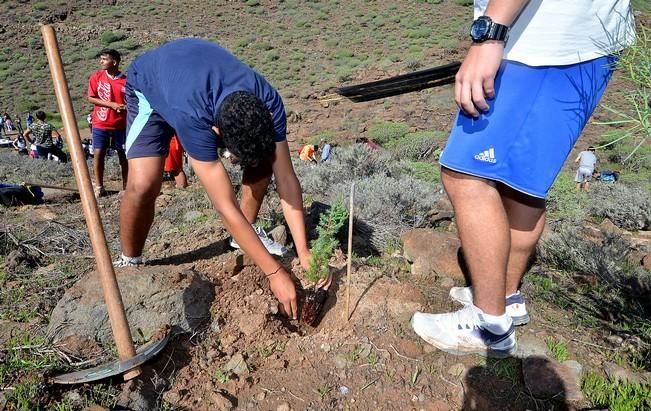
top-left (474, 148), bottom-right (496, 163)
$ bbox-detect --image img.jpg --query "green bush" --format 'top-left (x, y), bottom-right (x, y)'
top-left (385, 131), bottom-right (443, 160)
top-left (306, 202), bottom-right (348, 284)
top-left (111, 39), bottom-right (140, 51)
top-left (246, 0), bottom-right (261, 6)
top-left (100, 31), bottom-right (127, 46)
top-left (367, 121), bottom-right (409, 144)
top-left (33, 2), bottom-right (48, 11)
top-left (407, 161), bottom-right (440, 185)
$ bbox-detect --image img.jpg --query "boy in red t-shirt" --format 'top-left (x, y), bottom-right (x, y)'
top-left (87, 48), bottom-right (128, 198)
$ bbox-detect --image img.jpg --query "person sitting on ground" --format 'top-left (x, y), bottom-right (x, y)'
top-left (87, 48), bottom-right (128, 198)
top-left (299, 144), bottom-right (319, 163)
top-left (12, 134), bottom-right (27, 155)
top-left (575, 146), bottom-right (598, 192)
top-left (164, 135), bottom-right (188, 189)
top-left (113, 38), bottom-right (320, 320)
top-left (23, 111), bottom-right (68, 163)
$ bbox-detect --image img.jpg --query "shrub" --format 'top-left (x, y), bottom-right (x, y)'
top-left (367, 121), bottom-right (409, 144)
top-left (294, 144), bottom-right (440, 251)
top-left (330, 175), bottom-right (439, 250)
top-left (407, 161), bottom-right (440, 185)
top-left (306, 202), bottom-right (348, 284)
top-left (100, 31), bottom-right (127, 46)
top-left (539, 226), bottom-right (650, 296)
top-left (385, 131), bottom-right (443, 160)
top-left (110, 39), bottom-right (140, 51)
top-left (588, 183), bottom-right (651, 230)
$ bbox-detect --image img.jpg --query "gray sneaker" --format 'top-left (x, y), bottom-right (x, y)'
top-left (230, 225), bottom-right (287, 256)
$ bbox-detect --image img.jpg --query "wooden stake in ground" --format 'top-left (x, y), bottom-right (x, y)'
top-left (345, 182), bottom-right (355, 321)
top-left (41, 25), bottom-right (141, 381)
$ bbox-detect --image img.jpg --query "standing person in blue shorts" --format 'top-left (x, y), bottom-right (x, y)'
top-left (113, 39), bottom-right (318, 320)
top-left (411, 0), bottom-right (635, 357)
top-left (87, 48), bottom-right (128, 198)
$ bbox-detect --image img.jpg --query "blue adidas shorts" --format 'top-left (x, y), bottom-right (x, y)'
top-left (439, 56), bottom-right (616, 199)
top-left (92, 128), bottom-right (126, 152)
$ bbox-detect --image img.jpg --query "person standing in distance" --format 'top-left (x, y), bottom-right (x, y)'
top-left (87, 48), bottom-right (128, 198)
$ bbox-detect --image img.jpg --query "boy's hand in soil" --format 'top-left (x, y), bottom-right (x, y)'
top-left (269, 268), bottom-right (298, 320)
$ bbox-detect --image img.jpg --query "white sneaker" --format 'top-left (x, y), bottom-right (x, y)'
top-left (113, 255), bottom-right (144, 267)
top-left (411, 305), bottom-right (516, 358)
top-left (229, 225), bottom-right (287, 256)
top-left (449, 287), bottom-right (530, 326)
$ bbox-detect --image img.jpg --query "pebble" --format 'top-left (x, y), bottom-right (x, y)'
top-left (606, 335), bottom-right (623, 346)
top-left (277, 402), bottom-right (291, 411)
top-left (334, 354), bottom-right (348, 369)
top-left (255, 391), bottom-right (266, 401)
top-left (210, 319), bottom-right (222, 334)
top-left (339, 386), bottom-right (350, 396)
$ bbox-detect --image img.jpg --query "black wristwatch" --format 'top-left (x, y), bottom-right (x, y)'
top-left (470, 16), bottom-right (509, 43)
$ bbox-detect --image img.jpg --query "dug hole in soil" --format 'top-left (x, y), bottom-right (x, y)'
top-left (90, 231), bottom-right (448, 411)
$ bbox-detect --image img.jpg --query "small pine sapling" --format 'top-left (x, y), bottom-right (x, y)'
top-left (302, 202), bottom-right (348, 326)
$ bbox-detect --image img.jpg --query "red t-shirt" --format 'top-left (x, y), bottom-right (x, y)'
top-left (87, 70), bottom-right (127, 130)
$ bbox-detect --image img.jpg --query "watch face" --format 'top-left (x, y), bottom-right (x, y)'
top-left (471, 17), bottom-right (490, 40)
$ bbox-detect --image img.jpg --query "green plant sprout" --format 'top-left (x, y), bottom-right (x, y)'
top-left (305, 202), bottom-right (348, 285)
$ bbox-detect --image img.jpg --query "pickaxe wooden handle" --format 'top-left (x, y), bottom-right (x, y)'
top-left (41, 25), bottom-right (141, 381)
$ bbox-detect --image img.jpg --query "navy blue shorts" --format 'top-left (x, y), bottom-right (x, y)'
top-left (92, 128), bottom-right (126, 151)
top-left (440, 55), bottom-right (616, 199)
top-left (124, 85), bottom-right (175, 159)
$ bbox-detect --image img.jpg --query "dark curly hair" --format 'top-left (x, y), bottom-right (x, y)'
top-left (217, 91), bottom-right (276, 169)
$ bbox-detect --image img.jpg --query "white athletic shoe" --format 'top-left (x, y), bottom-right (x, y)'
top-left (229, 225), bottom-right (287, 256)
top-left (411, 305), bottom-right (516, 358)
top-left (449, 286), bottom-right (530, 326)
top-left (113, 255), bottom-right (144, 267)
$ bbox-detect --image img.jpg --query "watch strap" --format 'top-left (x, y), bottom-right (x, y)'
top-left (488, 22), bottom-right (509, 42)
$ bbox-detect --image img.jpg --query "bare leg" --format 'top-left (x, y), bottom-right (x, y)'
top-left (441, 168), bottom-right (510, 316)
top-left (93, 148), bottom-right (107, 187)
top-left (584, 181), bottom-right (591, 192)
top-left (240, 165), bottom-right (273, 224)
top-left (119, 157), bottom-right (165, 257)
top-left (498, 185), bottom-right (546, 296)
top-left (117, 149), bottom-right (129, 190)
top-left (173, 170), bottom-right (188, 188)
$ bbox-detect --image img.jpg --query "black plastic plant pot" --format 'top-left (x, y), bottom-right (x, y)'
top-left (301, 287), bottom-right (328, 326)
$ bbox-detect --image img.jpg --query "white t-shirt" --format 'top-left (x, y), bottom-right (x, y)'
top-left (474, 0), bottom-right (636, 66)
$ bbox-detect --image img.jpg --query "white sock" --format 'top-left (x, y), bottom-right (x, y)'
top-left (474, 305), bottom-right (512, 334)
top-left (121, 254), bottom-right (143, 262)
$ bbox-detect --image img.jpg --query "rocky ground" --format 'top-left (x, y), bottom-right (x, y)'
top-left (0, 171), bottom-right (649, 410)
